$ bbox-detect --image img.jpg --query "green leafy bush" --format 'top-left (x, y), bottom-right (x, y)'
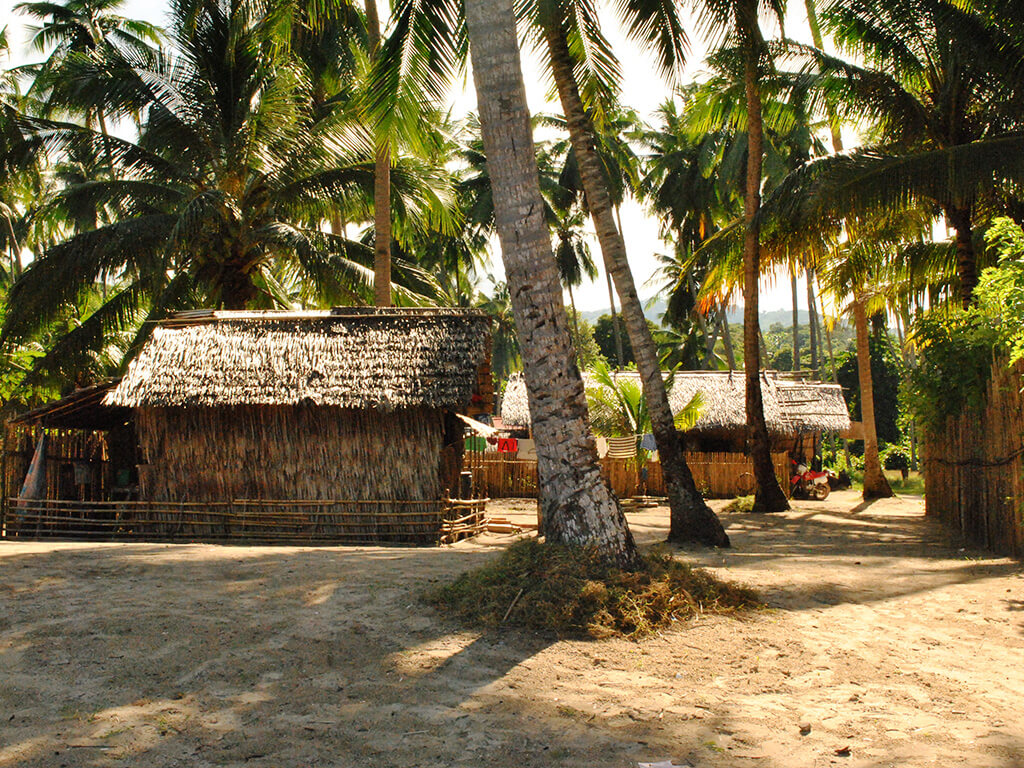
top-left (906, 218), bottom-right (1024, 430)
top-left (883, 447), bottom-right (910, 472)
top-left (722, 496), bottom-right (755, 514)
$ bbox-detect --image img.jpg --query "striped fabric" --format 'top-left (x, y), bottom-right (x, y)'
top-left (606, 436), bottom-right (638, 459)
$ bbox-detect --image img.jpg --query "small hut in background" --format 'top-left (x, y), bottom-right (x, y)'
top-left (493, 370), bottom-right (851, 498)
top-left (501, 370), bottom-right (850, 451)
top-left (2, 308), bottom-right (492, 544)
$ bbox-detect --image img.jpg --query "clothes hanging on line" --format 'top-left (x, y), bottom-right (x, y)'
top-left (606, 436), bottom-right (638, 459)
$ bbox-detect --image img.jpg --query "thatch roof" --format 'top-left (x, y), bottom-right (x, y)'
top-left (775, 380), bottom-right (852, 433)
top-left (10, 380), bottom-right (130, 430)
top-left (107, 308), bottom-right (491, 411)
top-left (500, 370), bottom-right (850, 436)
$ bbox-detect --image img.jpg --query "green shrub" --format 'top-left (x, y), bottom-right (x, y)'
top-left (721, 495), bottom-right (755, 514)
top-left (426, 539), bottom-right (760, 639)
top-left (883, 447), bottom-right (910, 472)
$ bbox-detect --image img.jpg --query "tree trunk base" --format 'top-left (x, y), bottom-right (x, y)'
top-left (753, 484), bottom-right (791, 513)
top-left (666, 488), bottom-right (731, 547)
top-left (862, 477), bottom-right (895, 500)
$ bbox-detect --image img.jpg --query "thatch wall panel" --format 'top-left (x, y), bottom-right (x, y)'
top-left (136, 405), bottom-right (445, 504)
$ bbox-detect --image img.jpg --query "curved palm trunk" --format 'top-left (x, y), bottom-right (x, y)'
top-left (543, 23), bottom-right (728, 547)
top-left (852, 296), bottom-right (893, 499)
top-left (365, 0), bottom-right (393, 307)
top-left (465, 0), bottom-right (639, 567)
top-left (742, 41), bottom-right (790, 513)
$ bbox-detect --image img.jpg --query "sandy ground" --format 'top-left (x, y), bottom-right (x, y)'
top-left (1, 491), bottom-right (1022, 768)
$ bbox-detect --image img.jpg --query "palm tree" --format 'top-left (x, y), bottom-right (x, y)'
top-left (586, 358), bottom-right (703, 446)
top-left (464, 0), bottom-right (639, 567)
top-left (814, 212), bottom-right (938, 499)
top-left (362, 0), bottom-right (393, 306)
top-left (1, 0), bottom-right (450, 383)
top-left (530, 3), bottom-right (729, 546)
top-left (477, 279), bottom-right (521, 382)
top-left (552, 201), bottom-right (597, 348)
top-left (772, 0), bottom-right (1024, 308)
top-left (375, 0), bottom-right (729, 546)
top-left (16, 0), bottom-right (161, 175)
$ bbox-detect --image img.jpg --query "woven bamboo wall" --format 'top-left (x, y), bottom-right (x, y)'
top-left (465, 451), bottom-right (790, 499)
top-left (1, 425), bottom-right (110, 511)
top-left (924, 359), bottom-right (1024, 557)
top-left (136, 405), bottom-right (445, 503)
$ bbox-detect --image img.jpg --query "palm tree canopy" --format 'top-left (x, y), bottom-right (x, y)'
top-left (1, 0), bottom-right (456, 390)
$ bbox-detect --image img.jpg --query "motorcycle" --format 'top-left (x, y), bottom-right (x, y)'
top-left (790, 463), bottom-right (834, 500)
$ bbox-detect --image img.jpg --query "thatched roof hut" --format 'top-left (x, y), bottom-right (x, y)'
top-left (107, 308), bottom-right (489, 411)
top-left (500, 369), bottom-right (850, 448)
top-left (3, 308), bottom-right (491, 544)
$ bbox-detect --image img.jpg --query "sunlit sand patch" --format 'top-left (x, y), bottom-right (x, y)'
top-left (303, 582), bottom-right (339, 606)
top-left (0, 736), bottom-right (49, 767)
top-left (387, 632), bottom-right (483, 677)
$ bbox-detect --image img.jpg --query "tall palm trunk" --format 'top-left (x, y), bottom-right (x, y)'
top-left (465, 0), bottom-right (639, 567)
top-left (365, 0), bottom-right (392, 307)
top-left (791, 270), bottom-right (800, 371)
top-left (543, 23), bottom-right (728, 546)
top-left (719, 311), bottom-right (736, 369)
top-left (688, 272), bottom-right (713, 368)
top-left (605, 269), bottom-right (624, 367)
top-left (806, 268), bottom-right (819, 377)
top-left (852, 296), bottom-right (893, 499)
top-left (805, 0), bottom-right (883, 482)
top-left (946, 206), bottom-right (976, 308)
top-left (741, 23), bottom-right (789, 513)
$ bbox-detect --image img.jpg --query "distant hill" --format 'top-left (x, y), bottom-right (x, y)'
top-left (579, 300), bottom-right (818, 329)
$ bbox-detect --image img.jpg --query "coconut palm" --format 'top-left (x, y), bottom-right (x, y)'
top-left (552, 201), bottom-right (597, 345)
top-left (477, 279), bottom-right (521, 382)
top-left (815, 212), bottom-right (938, 499)
top-left (362, 0), bottom-right (393, 306)
top-left (770, 0), bottom-right (1024, 308)
top-left (374, 0), bottom-right (730, 547)
top-left (16, 0), bottom-right (162, 177)
top-left (586, 359), bottom-right (704, 445)
top-left (524, 0), bottom-right (731, 545)
top-left (463, 0), bottom-right (639, 566)
top-left (1, 0), bottom-right (452, 385)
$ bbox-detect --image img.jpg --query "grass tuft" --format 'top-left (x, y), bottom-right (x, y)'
top-left (425, 539), bottom-right (760, 639)
top-left (722, 495), bottom-right (756, 514)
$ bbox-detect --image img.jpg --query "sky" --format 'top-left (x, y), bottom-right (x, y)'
top-left (0, 0), bottom-right (826, 316)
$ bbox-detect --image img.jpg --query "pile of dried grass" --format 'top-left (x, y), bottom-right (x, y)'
top-left (426, 539), bottom-right (760, 639)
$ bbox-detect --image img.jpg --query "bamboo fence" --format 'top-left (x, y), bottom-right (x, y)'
top-left (924, 358), bottom-right (1024, 557)
top-left (1, 497), bottom-right (476, 544)
top-left (465, 450), bottom-right (789, 499)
